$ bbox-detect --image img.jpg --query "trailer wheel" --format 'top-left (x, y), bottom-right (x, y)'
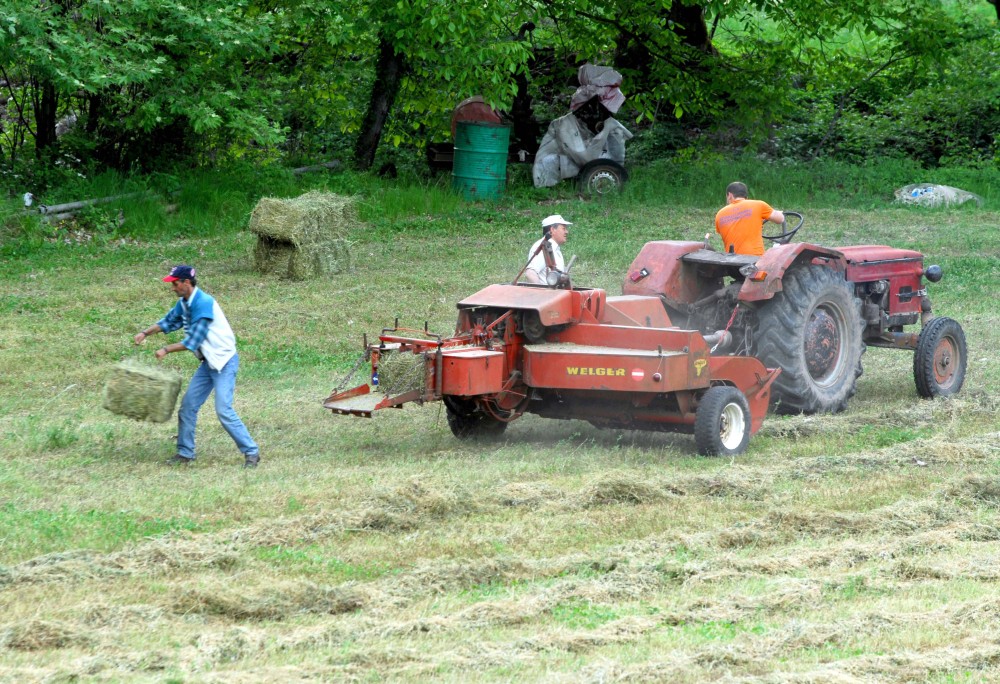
top-left (577, 160), bottom-right (627, 196)
top-left (914, 316), bottom-right (967, 398)
top-left (753, 264), bottom-right (864, 414)
top-left (444, 397), bottom-right (508, 440)
top-left (695, 386), bottom-right (751, 456)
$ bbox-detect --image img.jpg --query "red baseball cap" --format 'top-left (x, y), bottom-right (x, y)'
top-left (163, 265), bottom-right (195, 282)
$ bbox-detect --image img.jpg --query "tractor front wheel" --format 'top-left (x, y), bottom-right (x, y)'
top-left (695, 386), bottom-right (751, 456)
top-left (753, 264), bottom-right (864, 414)
top-left (444, 396), bottom-right (509, 440)
top-left (914, 316), bottom-right (967, 398)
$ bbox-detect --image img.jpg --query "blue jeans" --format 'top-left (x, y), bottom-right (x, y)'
top-left (177, 354), bottom-right (258, 459)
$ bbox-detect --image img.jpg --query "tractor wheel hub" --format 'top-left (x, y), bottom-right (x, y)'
top-left (805, 307), bottom-right (841, 381)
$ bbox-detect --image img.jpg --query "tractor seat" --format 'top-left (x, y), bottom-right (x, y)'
top-left (680, 249), bottom-right (759, 268)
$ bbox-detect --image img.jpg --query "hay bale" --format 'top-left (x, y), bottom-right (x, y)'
top-left (248, 191), bottom-right (357, 279)
top-left (102, 360), bottom-right (182, 423)
top-left (377, 351), bottom-right (426, 397)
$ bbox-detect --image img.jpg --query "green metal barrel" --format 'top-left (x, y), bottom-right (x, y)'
top-left (452, 122), bottom-right (510, 201)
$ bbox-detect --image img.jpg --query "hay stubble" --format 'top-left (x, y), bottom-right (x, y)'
top-left (1, 204), bottom-right (998, 682)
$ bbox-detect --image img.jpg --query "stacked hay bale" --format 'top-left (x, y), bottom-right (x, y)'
top-left (249, 191), bottom-right (356, 279)
top-left (102, 360), bottom-right (183, 423)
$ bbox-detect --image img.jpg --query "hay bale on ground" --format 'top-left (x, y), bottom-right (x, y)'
top-left (102, 360), bottom-right (182, 423)
top-left (249, 191), bottom-right (357, 279)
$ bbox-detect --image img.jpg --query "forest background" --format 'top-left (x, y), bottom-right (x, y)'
top-left (0, 0), bottom-right (997, 193)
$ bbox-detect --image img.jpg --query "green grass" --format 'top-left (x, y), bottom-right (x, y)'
top-left (0, 157), bottom-right (998, 681)
top-left (0, 503), bottom-right (204, 559)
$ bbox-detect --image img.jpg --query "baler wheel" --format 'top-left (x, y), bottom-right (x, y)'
top-left (695, 386), bottom-right (751, 456)
top-left (521, 311), bottom-right (546, 343)
top-left (753, 264), bottom-right (864, 414)
top-left (914, 316), bottom-right (967, 398)
top-left (444, 396), bottom-right (509, 440)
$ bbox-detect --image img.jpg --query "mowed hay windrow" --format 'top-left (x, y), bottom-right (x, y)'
top-left (249, 191), bottom-right (357, 279)
top-left (101, 359), bottom-right (182, 423)
top-left (1, 619), bottom-right (92, 651)
top-left (174, 580), bottom-right (364, 620)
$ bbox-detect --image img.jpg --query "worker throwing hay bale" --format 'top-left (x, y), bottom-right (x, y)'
top-left (249, 190), bottom-right (356, 279)
top-left (133, 264), bottom-right (261, 469)
top-left (102, 360), bottom-right (182, 423)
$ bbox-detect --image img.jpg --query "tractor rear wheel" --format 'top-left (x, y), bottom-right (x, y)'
top-left (695, 386), bottom-right (751, 456)
top-left (444, 396), bottom-right (509, 440)
top-left (914, 316), bottom-right (967, 398)
top-left (753, 264), bottom-right (864, 414)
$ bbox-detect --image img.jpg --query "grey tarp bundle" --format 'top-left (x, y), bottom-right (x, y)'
top-left (532, 64), bottom-right (633, 188)
top-left (532, 114), bottom-right (634, 188)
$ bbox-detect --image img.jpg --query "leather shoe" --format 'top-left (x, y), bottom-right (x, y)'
top-left (243, 454), bottom-right (260, 469)
top-left (166, 454), bottom-right (193, 466)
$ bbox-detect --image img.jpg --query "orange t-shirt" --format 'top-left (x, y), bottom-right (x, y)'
top-left (714, 199), bottom-right (774, 256)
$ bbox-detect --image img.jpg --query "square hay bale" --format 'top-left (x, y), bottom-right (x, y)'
top-left (377, 351), bottom-right (427, 397)
top-left (102, 360), bottom-right (183, 423)
top-left (249, 191), bottom-right (358, 279)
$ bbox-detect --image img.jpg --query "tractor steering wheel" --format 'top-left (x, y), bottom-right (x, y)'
top-left (762, 211), bottom-right (804, 245)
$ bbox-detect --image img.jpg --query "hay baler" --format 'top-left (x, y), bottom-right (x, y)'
top-left (324, 282), bottom-right (781, 456)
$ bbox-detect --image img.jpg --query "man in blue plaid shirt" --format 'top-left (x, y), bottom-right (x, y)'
top-left (134, 264), bottom-right (260, 468)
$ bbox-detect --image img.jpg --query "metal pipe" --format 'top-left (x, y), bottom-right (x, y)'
top-left (38, 190), bottom-right (155, 215)
top-left (704, 330), bottom-right (732, 351)
top-left (292, 160), bottom-right (341, 175)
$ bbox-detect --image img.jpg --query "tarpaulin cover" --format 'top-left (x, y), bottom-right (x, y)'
top-left (532, 64), bottom-right (632, 188)
top-left (532, 113), bottom-right (633, 188)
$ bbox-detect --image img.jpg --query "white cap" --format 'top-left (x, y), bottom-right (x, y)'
top-left (541, 214), bottom-right (572, 229)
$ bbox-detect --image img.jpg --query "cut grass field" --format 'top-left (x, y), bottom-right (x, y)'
top-left (1, 161), bottom-right (999, 682)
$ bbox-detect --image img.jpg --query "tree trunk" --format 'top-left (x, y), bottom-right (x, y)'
top-left (85, 92), bottom-right (103, 134)
top-left (33, 79), bottom-right (59, 159)
top-left (668, 3), bottom-right (713, 54)
top-left (615, 3), bottom-right (715, 74)
top-left (354, 33), bottom-right (406, 171)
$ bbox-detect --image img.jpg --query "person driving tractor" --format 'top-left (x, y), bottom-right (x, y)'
top-left (714, 181), bottom-right (786, 256)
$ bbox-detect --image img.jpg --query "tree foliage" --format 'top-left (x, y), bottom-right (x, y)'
top-left (0, 0), bottom-right (280, 169)
top-left (0, 0), bottom-right (995, 181)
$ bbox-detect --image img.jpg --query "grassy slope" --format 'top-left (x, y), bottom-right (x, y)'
top-left (0, 161), bottom-right (998, 682)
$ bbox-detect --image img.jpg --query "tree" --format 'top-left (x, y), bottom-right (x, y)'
top-left (0, 0), bottom-right (281, 169)
top-left (345, 0), bottom-right (533, 170)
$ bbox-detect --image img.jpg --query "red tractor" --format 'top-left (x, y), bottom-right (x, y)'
top-left (622, 213), bottom-right (967, 413)
top-left (325, 260), bottom-right (782, 456)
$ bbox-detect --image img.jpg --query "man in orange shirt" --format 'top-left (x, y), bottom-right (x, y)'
top-left (714, 182), bottom-right (786, 256)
